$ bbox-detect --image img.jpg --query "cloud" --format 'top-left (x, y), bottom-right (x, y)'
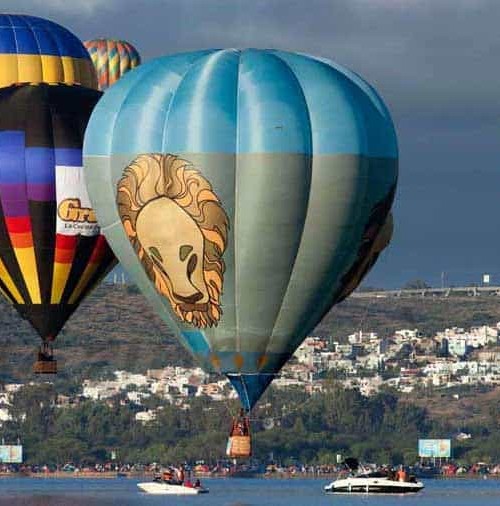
top-left (2, 0), bottom-right (119, 16)
top-left (0, 0), bottom-right (499, 286)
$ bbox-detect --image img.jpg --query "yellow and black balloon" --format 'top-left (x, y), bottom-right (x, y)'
top-left (0, 16), bottom-right (115, 372)
top-left (84, 39), bottom-right (141, 91)
top-left (0, 14), bottom-right (97, 89)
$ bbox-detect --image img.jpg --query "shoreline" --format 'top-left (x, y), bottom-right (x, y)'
top-left (0, 472), bottom-right (498, 480)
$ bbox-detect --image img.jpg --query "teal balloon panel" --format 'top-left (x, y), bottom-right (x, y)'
top-left (84, 49), bottom-right (398, 411)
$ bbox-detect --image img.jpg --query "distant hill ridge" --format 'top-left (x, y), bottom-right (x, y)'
top-left (1, 284), bottom-right (499, 383)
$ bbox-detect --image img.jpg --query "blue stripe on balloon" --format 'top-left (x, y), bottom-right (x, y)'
top-left (0, 27), bottom-right (16, 53)
top-left (0, 136), bottom-right (82, 186)
top-left (163, 49), bottom-right (239, 154)
top-left (25, 148), bottom-right (55, 185)
top-left (0, 14), bottom-right (88, 58)
top-left (26, 148), bottom-right (82, 184)
top-left (54, 148), bottom-right (82, 167)
top-left (227, 373), bottom-right (275, 411)
top-left (84, 49), bottom-right (397, 158)
top-left (181, 330), bottom-right (211, 355)
top-left (12, 15), bottom-right (39, 55)
top-left (238, 49), bottom-right (312, 155)
top-left (94, 50), bottom-right (213, 155)
top-left (283, 51), bottom-right (398, 158)
top-left (0, 131), bottom-right (25, 184)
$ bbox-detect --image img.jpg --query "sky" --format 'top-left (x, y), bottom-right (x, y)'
top-left (3, 0), bottom-right (499, 288)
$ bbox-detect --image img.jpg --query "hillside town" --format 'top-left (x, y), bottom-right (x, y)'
top-left (0, 321), bottom-right (499, 426)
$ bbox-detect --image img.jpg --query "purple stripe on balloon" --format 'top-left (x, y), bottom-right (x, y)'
top-left (0, 182), bottom-right (56, 203)
top-left (0, 183), bottom-right (26, 200)
top-left (0, 182), bottom-right (29, 216)
top-left (28, 183), bottom-right (56, 201)
top-left (0, 198), bottom-right (29, 217)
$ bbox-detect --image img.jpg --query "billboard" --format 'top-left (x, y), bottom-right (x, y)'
top-left (418, 439), bottom-right (451, 458)
top-left (0, 445), bottom-right (23, 463)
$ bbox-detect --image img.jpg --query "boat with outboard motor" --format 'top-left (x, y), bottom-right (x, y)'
top-left (137, 481), bottom-right (209, 495)
top-left (324, 458), bottom-right (424, 495)
top-left (138, 469), bottom-right (209, 495)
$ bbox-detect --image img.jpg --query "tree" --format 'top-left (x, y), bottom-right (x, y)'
top-left (403, 279), bottom-right (430, 290)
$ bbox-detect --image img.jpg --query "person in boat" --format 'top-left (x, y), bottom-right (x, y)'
top-left (162, 469), bottom-right (174, 483)
top-left (170, 465), bottom-right (184, 485)
top-left (194, 479), bottom-right (201, 488)
top-left (397, 465), bottom-right (408, 482)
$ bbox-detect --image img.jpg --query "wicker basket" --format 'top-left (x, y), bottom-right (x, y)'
top-left (226, 435), bottom-right (251, 458)
top-left (33, 360), bottom-right (57, 374)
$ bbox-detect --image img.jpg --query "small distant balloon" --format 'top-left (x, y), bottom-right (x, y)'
top-left (84, 39), bottom-right (141, 91)
top-left (0, 14), bottom-right (97, 89)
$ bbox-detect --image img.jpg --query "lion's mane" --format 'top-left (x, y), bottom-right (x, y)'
top-left (117, 153), bottom-right (229, 328)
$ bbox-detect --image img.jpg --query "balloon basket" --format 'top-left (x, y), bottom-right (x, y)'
top-left (226, 413), bottom-right (252, 458)
top-left (226, 435), bottom-right (252, 458)
top-left (33, 359), bottom-right (57, 374)
top-left (34, 343), bottom-right (57, 374)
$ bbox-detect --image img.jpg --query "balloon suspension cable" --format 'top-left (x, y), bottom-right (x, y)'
top-left (219, 391), bottom-right (238, 418)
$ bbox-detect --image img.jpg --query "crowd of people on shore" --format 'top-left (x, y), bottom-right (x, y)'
top-left (0, 461), bottom-right (500, 477)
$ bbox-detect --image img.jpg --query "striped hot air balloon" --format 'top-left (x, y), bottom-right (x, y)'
top-left (0, 14), bottom-right (97, 89)
top-left (84, 49), bottom-right (397, 454)
top-left (0, 83), bottom-right (115, 373)
top-left (83, 39), bottom-right (141, 91)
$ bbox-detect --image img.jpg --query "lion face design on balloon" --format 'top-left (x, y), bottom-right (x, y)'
top-left (117, 154), bottom-right (229, 328)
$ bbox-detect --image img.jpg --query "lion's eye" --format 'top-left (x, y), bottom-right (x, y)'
top-left (179, 244), bottom-right (193, 262)
top-left (149, 246), bottom-right (163, 263)
top-left (187, 254), bottom-right (198, 277)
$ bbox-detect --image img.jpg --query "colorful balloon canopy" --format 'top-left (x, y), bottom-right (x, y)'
top-left (84, 49), bottom-right (398, 411)
top-left (83, 39), bottom-right (141, 91)
top-left (0, 14), bottom-right (97, 89)
top-left (0, 83), bottom-right (115, 343)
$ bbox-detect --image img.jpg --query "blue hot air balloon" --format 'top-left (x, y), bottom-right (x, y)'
top-left (83, 49), bottom-right (397, 454)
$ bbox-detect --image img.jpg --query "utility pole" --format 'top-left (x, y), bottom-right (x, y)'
top-left (441, 271), bottom-right (445, 289)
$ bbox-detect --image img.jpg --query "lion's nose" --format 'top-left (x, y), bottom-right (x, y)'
top-left (174, 291), bottom-right (204, 304)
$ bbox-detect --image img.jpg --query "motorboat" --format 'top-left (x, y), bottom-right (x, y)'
top-left (324, 458), bottom-right (424, 494)
top-left (137, 481), bottom-right (209, 495)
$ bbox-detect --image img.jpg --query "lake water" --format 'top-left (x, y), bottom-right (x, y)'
top-left (0, 477), bottom-right (498, 505)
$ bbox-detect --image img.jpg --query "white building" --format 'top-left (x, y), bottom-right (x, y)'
top-left (135, 410), bottom-right (156, 424)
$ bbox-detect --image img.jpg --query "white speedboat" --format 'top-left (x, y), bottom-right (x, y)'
top-left (137, 482), bottom-right (209, 495)
top-left (324, 458), bottom-right (424, 495)
top-left (324, 472), bottom-right (424, 494)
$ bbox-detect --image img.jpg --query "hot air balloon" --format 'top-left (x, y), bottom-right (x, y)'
top-left (0, 83), bottom-right (115, 373)
top-left (0, 14), bottom-right (97, 89)
top-left (83, 49), bottom-right (398, 456)
top-left (83, 39), bottom-right (141, 91)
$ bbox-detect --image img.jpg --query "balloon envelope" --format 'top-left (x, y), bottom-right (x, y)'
top-left (0, 83), bottom-right (115, 342)
top-left (84, 39), bottom-right (141, 91)
top-left (0, 14), bottom-right (97, 89)
top-left (84, 49), bottom-right (398, 410)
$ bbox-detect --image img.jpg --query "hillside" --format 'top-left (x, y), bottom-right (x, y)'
top-left (320, 295), bottom-right (500, 339)
top-left (1, 286), bottom-right (500, 383)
